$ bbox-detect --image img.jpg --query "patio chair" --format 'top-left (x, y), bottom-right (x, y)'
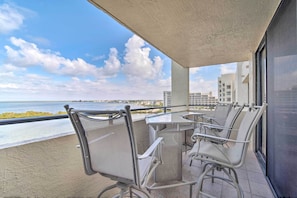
top-left (201, 102), bottom-right (233, 126)
top-left (189, 103), bottom-right (245, 166)
top-left (188, 103), bottom-right (267, 198)
top-left (192, 103), bottom-right (245, 144)
top-left (65, 105), bottom-right (163, 198)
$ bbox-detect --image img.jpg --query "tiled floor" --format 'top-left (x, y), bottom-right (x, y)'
top-left (151, 148), bottom-right (274, 198)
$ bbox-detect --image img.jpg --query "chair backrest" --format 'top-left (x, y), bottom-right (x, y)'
top-left (212, 103), bottom-right (233, 125)
top-left (219, 103), bottom-right (245, 139)
top-left (65, 105), bottom-right (141, 186)
top-left (231, 103), bottom-right (267, 167)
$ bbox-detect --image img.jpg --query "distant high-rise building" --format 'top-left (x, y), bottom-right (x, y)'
top-left (218, 73), bottom-right (235, 103)
top-left (163, 91), bottom-right (217, 106)
top-left (163, 91), bottom-right (172, 106)
top-left (164, 63), bottom-right (249, 106)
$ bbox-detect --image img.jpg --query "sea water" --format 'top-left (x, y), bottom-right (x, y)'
top-left (0, 101), bottom-right (145, 114)
top-left (0, 101), bottom-right (147, 149)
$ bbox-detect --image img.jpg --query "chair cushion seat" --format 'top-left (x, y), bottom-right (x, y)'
top-left (188, 141), bottom-right (242, 167)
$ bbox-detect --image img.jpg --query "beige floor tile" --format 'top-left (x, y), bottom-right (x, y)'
top-left (247, 171), bottom-right (268, 185)
top-left (150, 150), bottom-right (274, 198)
top-left (249, 182), bottom-right (274, 198)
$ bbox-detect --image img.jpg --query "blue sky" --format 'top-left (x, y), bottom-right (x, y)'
top-left (0, 0), bottom-right (236, 101)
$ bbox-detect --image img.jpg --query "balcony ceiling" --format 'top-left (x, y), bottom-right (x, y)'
top-left (89, 0), bottom-right (280, 68)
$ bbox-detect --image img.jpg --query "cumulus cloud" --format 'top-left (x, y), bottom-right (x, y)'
top-left (4, 37), bottom-right (121, 78)
top-left (0, 34), bottom-right (168, 100)
top-left (0, 3), bottom-right (26, 34)
top-left (122, 35), bottom-right (163, 81)
top-left (102, 48), bottom-right (121, 77)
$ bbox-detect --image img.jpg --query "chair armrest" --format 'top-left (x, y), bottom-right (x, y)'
top-left (202, 123), bottom-right (225, 130)
top-left (192, 133), bottom-right (249, 144)
top-left (194, 123), bottom-right (227, 135)
top-left (195, 121), bottom-right (219, 129)
top-left (138, 137), bottom-right (163, 160)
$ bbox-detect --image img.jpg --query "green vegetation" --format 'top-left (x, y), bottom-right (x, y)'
top-left (132, 109), bottom-right (163, 114)
top-left (0, 111), bottom-right (66, 119)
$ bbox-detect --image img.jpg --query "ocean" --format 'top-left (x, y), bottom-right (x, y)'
top-left (0, 101), bottom-right (146, 114)
top-left (0, 101), bottom-right (149, 149)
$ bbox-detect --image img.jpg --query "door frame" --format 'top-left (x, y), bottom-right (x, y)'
top-left (255, 36), bottom-right (267, 168)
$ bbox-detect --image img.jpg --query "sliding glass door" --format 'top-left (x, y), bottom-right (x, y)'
top-left (256, 40), bottom-right (267, 163)
top-left (263, 1), bottom-right (297, 196)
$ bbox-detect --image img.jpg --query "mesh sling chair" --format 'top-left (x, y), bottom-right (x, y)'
top-left (192, 103), bottom-right (245, 144)
top-left (65, 105), bottom-right (163, 198)
top-left (189, 103), bottom-right (245, 166)
top-left (189, 103), bottom-right (267, 198)
top-left (201, 102), bottom-right (233, 126)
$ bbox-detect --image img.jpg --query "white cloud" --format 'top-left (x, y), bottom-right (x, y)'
top-left (0, 83), bottom-right (18, 88)
top-left (101, 48), bottom-right (121, 77)
top-left (1, 63), bottom-right (26, 72)
top-left (220, 63), bottom-right (236, 74)
top-left (0, 72), bottom-right (14, 77)
top-left (190, 76), bottom-right (218, 97)
top-left (158, 77), bottom-right (171, 88)
top-left (0, 35), bottom-right (169, 100)
top-left (0, 3), bottom-right (26, 34)
top-left (122, 35), bottom-right (163, 81)
top-left (0, 67), bottom-right (170, 101)
top-left (4, 37), bottom-right (121, 78)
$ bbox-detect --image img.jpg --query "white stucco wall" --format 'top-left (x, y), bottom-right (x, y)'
top-left (235, 61), bottom-right (249, 105)
top-left (171, 61), bottom-right (189, 112)
top-left (0, 119), bottom-right (149, 197)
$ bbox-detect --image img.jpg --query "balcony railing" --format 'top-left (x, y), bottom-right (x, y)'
top-left (0, 104), bottom-right (217, 126)
top-left (0, 103), bottom-right (275, 197)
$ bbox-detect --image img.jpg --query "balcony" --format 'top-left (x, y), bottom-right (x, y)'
top-left (0, 107), bottom-right (274, 197)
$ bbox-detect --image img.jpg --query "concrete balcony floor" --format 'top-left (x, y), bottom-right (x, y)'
top-left (150, 148), bottom-right (274, 198)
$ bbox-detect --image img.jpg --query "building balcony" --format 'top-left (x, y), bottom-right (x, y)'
top-left (0, 108), bottom-right (274, 197)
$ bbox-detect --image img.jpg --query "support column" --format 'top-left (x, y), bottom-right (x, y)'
top-left (171, 61), bottom-right (189, 112)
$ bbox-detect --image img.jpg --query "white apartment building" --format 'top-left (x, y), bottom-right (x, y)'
top-left (166, 62), bottom-right (249, 106)
top-left (218, 73), bottom-right (235, 103)
top-left (164, 91), bottom-right (217, 106)
top-left (163, 91), bottom-right (172, 107)
top-left (189, 92), bottom-right (217, 105)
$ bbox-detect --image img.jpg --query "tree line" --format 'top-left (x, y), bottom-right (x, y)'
top-left (0, 111), bottom-right (66, 119)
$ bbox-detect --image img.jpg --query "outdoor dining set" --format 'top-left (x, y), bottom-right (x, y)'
top-left (65, 102), bottom-right (266, 198)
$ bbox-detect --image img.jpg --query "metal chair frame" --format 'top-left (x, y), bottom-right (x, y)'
top-left (189, 103), bottom-right (267, 198)
top-left (65, 105), bottom-right (163, 198)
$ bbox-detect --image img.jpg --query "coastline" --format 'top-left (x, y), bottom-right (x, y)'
top-left (0, 100), bottom-right (163, 115)
top-left (0, 101), bottom-right (164, 120)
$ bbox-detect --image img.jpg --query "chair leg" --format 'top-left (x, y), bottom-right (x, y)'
top-left (129, 187), bottom-right (133, 198)
top-left (211, 168), bottom-right (215, 183)
top-left (196, 164), bottom-right (216, 198)
top-left (130, 186), bottom-right (151, 198)
top-left (119, 186), bottom-right (127, 198)
top-left (222, 168), bottom-right (243, 198)
top-left (196, 164), bottom-right (243, 198)
top-left (190, 183), bottom-right (195, 198)
top-left (98, 184), bottom-right (118, 198)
